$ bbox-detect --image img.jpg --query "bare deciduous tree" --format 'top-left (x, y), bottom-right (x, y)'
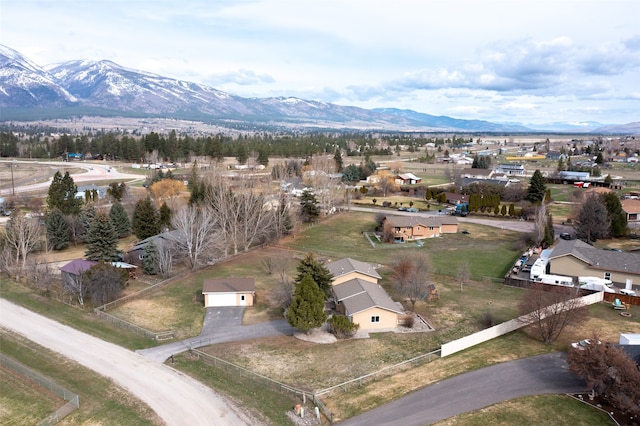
top-left (157, 244), bottom-right (174, 278)
top-left (391, 252), bottom-right (431, 311)
top-left (568, 334), bottom-right (640, 416)
top-left (574, 194), bottom-right (610, 243)
top-left (171, 205), bottom-right (218, 269)
top-left (4, 213), bottom-right (41, 273)
top-left (532, 204), bottom-right (547, 246)
top-left (457, 260), bottom-right (471, 292)
top-left (26, 256), bottom-right (55, 294)
top-left (62, 271), bottom-right (87, 307)
top-left (518, 283), bottom-right (589, 344)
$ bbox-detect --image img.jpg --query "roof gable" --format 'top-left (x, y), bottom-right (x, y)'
top-left (325, 258), bottom-right (381, 280)
top-left (333, 278), bottom-right (403, 315)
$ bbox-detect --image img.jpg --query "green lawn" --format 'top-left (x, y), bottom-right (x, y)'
top-left (433, 394), bottom-right (614, 426)
top-left (0, 330), bottom-right (160, 426)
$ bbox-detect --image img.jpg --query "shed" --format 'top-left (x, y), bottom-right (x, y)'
top-left (202, 278), bottom-right (256, 307)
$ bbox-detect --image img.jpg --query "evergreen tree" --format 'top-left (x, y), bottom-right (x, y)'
top-left (47, 171), bottom-right (82, 215)
top-left (299, 189), bottom-right (320, 223)
top-left (109, 202), bottom-right (131, 238)
top-left (295, 253), bottom-right (333, 298)
top-left (602, 192), bottom-right (628, 238)
top-left (333, 149), bottom-right (343, 173)
top-left (257, 149), bottom-right (269, 166)
top-left (143, 240), bottom-right (160, 275)
top-left (132, 198), bottom-right (161, 240)
top-left (107, 182), bottom-right (127, 202)
top-left (286, 274), bottom-right (328, 333)
top-left (526, 169), bottom-right (547, 203)
top-left (159, 202), bottom-right (172, 229)
top-left (78, 203), bottom-right (97, 243)
top-left (508, 204), bottom-right (515, 216)
top-left (85, 212), bottom-right (119, 261)
top-left (46, 208), bottom-right (70, 250)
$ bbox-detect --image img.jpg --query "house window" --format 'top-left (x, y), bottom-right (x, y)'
top-left (240, 295), bottom-right (245, 301)
top-left (604, 272), bottom-right (611, 281)
top-left (417, 227), bottom-right (420, 230)
top-left (371, 316), bottom-right (380, 323)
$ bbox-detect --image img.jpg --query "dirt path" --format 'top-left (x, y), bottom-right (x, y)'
top-left (0, 299), bottom-right (251, 426)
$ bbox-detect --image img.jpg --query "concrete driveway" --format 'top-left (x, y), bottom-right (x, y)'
top-left (137, 307), bottom-right (295, 362)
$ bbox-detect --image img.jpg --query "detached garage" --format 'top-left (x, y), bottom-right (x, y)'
top-left (202, 278), bottom-right (256, 307)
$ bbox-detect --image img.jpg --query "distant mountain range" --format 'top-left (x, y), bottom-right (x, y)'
top-left (1, 44), bottom-right (638, 133)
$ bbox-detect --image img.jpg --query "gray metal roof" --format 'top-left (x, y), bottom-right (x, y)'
top-left (203, 278), bottom-right (255, 293)
top-left (325, 258), bottom-right (382, 280)
top-left (333, 278), bottom-right (403, 316)
top-left (550, 239), bottom-right (640, 275)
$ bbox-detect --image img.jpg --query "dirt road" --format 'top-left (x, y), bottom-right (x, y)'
top-left (0, 299), bottom-right (251, 426)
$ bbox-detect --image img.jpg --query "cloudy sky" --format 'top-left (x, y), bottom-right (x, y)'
top-left (2, 0), bottom-right (639, 125)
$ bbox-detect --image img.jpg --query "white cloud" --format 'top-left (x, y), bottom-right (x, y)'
top-left (1, 0), bottom-right (639, 124)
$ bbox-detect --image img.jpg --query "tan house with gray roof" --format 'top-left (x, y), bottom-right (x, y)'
top-left (384, 215), bottom-right (459, 241)
top-left (327, 258), bottom-right (405, 330)
top-left (333, 278), bottom-right (404, 330)
top-left (548, 239), bottom-right (640, 287)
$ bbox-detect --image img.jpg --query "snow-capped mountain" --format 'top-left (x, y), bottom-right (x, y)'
top-left (1, 44), bottom-right (634, 133)
top-left (46, 59), bottom-right (258, 117)
top-left (0, 45), bottom-right (77, 108)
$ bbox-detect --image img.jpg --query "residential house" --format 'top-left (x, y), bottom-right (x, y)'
top-left (202, 278), bottom-right (256, 307)
top-left (384, 215), bottom-right (459, 242)
top-left (325, 257), bottom-right (382, 286)
top-left (60, 259), bottom-right (137, 284)
top-left (125, 230), bottom-right (181, 266)
top-left (60, 259), bottom-right (97, 286)
top-left (621, 199), bottom-right (640, 223)
top-left (394, 173), bottom-right (422, 185)
top-left (460, 168), bottom-right (494, 180)
top-left (332, 278), bottom-right (404, 330)
top-left (443, 192), bottom-right (468, 206)
top-left (494, 163), bottom-right (526, 176)
top-left (548, 239), bottom-right (640, 287)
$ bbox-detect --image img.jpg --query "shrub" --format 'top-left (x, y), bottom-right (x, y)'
top-left (327, 315), bottom-right (359, 339)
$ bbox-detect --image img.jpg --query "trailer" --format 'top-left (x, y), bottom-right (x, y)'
top-left (535, 274), bottom-right (573, 287)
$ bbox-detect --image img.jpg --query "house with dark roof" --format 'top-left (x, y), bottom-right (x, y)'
top-left (325, 257), bottom-right (382, 286)
top-left (332, 278), bottom-right (404, 330)
top-left (383, 215), bottom-right (459, 242)
top-left (548, 239), bottom-right (640, 287)
top-left (202, 277), bottom-right (255, 307)
top-left (125, 230), bottom-right (181, 266)
top-left (60, 259), bottom-right (137, 284)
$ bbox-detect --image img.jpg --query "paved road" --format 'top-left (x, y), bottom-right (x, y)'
top-left (137, 306), bottom-right (296, 362)
top-left (339, 352), bottom-right (585, 426)
top-left (0, 299), bottom-right (252, 426)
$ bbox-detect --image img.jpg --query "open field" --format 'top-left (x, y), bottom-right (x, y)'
top-left (0, 329), bottom-right (161, 425)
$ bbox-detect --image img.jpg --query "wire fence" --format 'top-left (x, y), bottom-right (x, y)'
top-left (191, 346), bottom-right (442, 425)
top-left (0, 354), bottom-right (80, 426)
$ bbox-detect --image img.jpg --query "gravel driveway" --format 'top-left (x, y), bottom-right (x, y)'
top-left (0, 299), bottom-right (251, 426)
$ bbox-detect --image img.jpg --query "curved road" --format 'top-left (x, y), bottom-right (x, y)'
top-left (0, 299), bottom-right (251, 426)
top-left (339, 352), bottom-right (585, 426)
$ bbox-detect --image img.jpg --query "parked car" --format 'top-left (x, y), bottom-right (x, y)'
top-left (560, 232), bottom-right (572, 240)
top-left (397, 207), bottom-right (407, 211)
top-left (407, 207), bottom-right (419, 212)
